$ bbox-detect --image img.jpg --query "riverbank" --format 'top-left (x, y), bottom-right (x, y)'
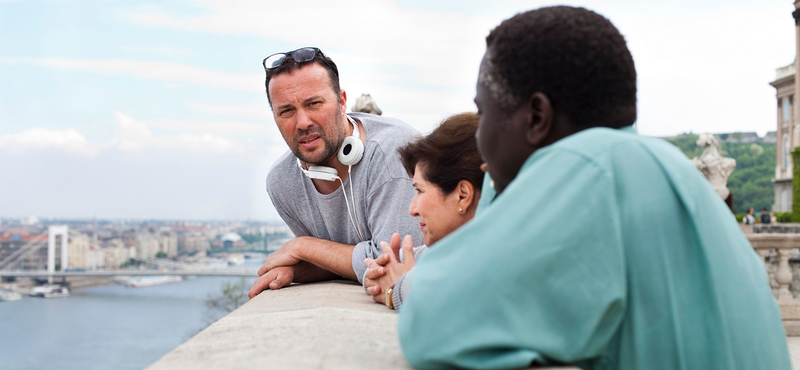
top-left (3, 275), bottom-right (118, 291)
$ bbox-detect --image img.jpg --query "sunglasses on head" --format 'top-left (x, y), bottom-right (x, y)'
top-left (263, 47), bottom-right (325, 72)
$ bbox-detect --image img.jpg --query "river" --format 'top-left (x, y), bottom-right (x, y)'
top-left (0, 273), bottom-right (257, 370)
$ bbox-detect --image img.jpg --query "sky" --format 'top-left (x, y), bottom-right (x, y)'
top-left (0, 0), bottom-right (796, 221)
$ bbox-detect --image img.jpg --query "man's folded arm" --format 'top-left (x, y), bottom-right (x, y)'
top-left (260, 194), bottom-right (355, 283)
top-left (292, 237), bottom-right (358, 281)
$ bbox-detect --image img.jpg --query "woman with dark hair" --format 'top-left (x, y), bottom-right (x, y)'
top-left (363, 112), bottom-right (484, 310)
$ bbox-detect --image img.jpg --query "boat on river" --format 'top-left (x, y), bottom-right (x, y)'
top-left (0, 290), bottom-right (22, 301)
top-left (227, 255), bottom-right (245, 266)
top-left (127, 275), bottom-right (182, 288)
top-left (29, 285), bottom-right (70, 298)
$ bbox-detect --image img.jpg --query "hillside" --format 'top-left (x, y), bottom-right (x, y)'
top-left (664, 135), bottom-right (775, 214)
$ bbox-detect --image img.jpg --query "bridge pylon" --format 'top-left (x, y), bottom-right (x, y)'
top-left (47, 225), bottom-right (68, 283)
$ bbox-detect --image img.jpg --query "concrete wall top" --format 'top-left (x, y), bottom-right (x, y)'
top-left (146, 280), bottom-right (576, 370)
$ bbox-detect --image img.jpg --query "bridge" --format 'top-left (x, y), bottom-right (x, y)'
top-left (0, 225), bottom-right (260, 280)
top-left (0, 269), bottom-right (256, 278)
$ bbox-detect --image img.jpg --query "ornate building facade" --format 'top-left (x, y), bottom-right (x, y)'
top-left (769, 4), bottom-right (800, 212)
top-left (770, 62), bottom-right (795, 212)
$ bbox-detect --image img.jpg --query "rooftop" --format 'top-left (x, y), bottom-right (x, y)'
top-left (777, 62), bottom-right (796, 81)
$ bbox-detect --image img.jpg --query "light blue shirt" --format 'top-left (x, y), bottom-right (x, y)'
top-left (398, 127), bottom-right (790, 369)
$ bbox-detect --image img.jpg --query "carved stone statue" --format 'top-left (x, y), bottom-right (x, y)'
top-left (352, 94), bottom-right (382, 115)
top-left (692, 133), bottom-right (736, 199)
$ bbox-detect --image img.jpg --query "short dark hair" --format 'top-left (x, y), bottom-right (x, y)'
top-left (484, 6), bottom-right (637, 129)
top-left (398, 113), bottom-right (484, 195)
top-left (264, 50), bottom-right (341, 108)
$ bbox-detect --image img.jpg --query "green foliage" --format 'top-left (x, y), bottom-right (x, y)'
top-left (155, 251), bottom-right (167, 259)
top-left (665, 135), bottom-right (775, 214)
top-left (666, 134), bottom-right (703, 158)
top-left (205, 278), bottom-right (249, 324)
top-left (775, 212), bottom-right (793, 223)
top-left (120, 258), bottom-right (144, 268)
top-left (240, 233), bottom-right (263, 244)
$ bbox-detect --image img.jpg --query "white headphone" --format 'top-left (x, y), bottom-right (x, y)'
top-left (338, 115), bottom-right (364, 166)
top-left (296, 115), bottom-right (366, 241)
top-left (297, 115), bottom-right (363, 181)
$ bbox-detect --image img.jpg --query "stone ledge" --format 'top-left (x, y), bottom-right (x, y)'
top-left (146, 280), bottom-right (575, 370)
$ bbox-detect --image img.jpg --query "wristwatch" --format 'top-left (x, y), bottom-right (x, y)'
top-left (385, 285), bottom-right (395, 309)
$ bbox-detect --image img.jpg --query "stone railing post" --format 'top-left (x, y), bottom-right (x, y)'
top-left (777, 249), bottom-right (798, 304)
top-left (758, 249), bottom-right (770, 265)
top-left (748, 233), bottom-right (800, 335)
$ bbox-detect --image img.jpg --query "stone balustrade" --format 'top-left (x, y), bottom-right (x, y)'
top-left (754, 224), bottom-right (800, 234)
top-left (748, 233), bottom-right (800, 335)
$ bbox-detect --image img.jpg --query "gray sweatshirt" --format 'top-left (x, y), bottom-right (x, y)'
top-left (267, 113), bottom-right (424, 284)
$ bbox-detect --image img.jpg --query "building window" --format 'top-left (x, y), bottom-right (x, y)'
top-left (784, 97), bottom-right (791, 122)
top-left (785, 136), bottom-right (791, 171)
top-left (783, 189), bottom-right (789, 212)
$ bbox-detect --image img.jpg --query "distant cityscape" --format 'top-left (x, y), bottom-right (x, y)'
top-left (0, 216), bottom-right (291, 275)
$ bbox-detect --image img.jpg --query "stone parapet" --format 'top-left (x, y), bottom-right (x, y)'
top-left (755, 224), bottom-right (800, 234)
top-left (146, 279), bottom-right (576, 369)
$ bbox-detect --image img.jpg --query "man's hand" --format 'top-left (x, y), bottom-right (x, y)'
top-left (252, 236), bottom-right (358, 297)
top-left (364, 233), bottom-right (416, 305)
top-left (249, 265), bottom-right (295, 299)
top-left (257, 237), bottom-right (308, 276)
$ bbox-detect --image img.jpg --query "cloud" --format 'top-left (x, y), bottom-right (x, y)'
top-left (0, 128), bottom-right (100, 156)
top-left (166, 132), bottom-right (243, 154)
top-left (114, 111), bottom-right (153, 152)
top-left (187, 102), bottom-right (272, 120)
top-left (147, 117), bottom-right (274, 136)
top-left (117, 45), bottom-right (194, 58)
top-left (0, 111), bottom-right (274, 159)
top-left (0, 57), bottom-right (262, 92)
top-left (123, 0), bottom-right (497, 89)
top-left (120, 0), bottom-right (798, 138)
top-left (113, 111), bottom-right (246, 154)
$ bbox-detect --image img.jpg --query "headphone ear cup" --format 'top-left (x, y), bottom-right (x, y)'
top-left (338, 136), bottom-right (364, 166)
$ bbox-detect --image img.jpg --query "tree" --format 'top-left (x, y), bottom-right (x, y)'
top-left (205, 278), bottom-right (249, 324)
top-left (665, 134), bottom-right (775, 214)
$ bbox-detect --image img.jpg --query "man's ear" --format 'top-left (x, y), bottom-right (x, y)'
top-left (339, 90), bottom-right (348, 111)
top-left (523, 92), bottom-right (554, 148)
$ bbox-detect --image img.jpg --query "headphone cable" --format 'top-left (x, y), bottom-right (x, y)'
top-left (337, 166), bottom-right (365, 242)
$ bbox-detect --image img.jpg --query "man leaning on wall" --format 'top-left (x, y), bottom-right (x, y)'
top-left (249, 47), bottom-right (423, 298)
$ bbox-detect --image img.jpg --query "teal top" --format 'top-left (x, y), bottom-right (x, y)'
top-left (397, 127), bottom-right (790, 370)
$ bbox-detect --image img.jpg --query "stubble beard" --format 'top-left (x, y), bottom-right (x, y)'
top-left (292, 108), bottom-right (346, 166)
